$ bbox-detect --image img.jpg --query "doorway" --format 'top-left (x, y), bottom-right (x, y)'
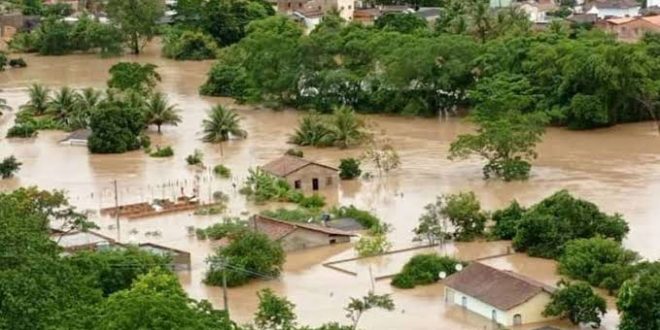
top-left (312, 178), bottom-right (319, 190)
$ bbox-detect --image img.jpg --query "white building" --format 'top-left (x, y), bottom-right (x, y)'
top-left (444, 262), bottom-right (557, 327)
top-left (518, 0), bottom-right (559, 24)
top-left (585, 0), bottom-right (640, 18)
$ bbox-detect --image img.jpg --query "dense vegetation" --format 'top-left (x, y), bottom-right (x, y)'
top-left (543, 281), bottom-right (607, 328)
top-left (0, 187), bottom-right (232, 329)
top-left (391, 254), bottom-right (462, 289)
top-left (199, 12), bottom-right (660, 130)
top-left (205, 230), bottom-right (285, 287)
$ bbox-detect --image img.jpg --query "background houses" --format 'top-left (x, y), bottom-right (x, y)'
top-left (261, 155), bottom-right (338, 192)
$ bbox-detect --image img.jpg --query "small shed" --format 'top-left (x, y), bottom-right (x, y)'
top-left (444, 262), bottom-right (557, 326)
top-left (138, 242), bottom-right (192, 271)
top-left (251, 215), bottom-right (356, 251)
top-left (60, 129), bottom-right (91, 146)
top-left (260, 155), bottom-right (338, 192)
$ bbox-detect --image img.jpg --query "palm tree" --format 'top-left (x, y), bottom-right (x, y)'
top-left (329, 106), bottom-right (365, 149)
top-left (48, 86), bottom-right (79, 127)
top-left (289, 111), bottom-right (333, 147)
top-left (69, 88), bottom-right (103, 130)
top-left (20, 84), bottom-right (50, 115)
top-left (202, 105), bottom-right (247, 143)
top-left (144, 92), bottom-right (182, 133)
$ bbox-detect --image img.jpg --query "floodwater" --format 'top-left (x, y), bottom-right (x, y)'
top-left (2, 42), bottom-right (660, 329)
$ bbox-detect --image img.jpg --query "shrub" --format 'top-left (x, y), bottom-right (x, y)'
top-left (490, 200), bottom-right (525, 240)
top-left (213, 164), bottom-right (231, 178)
top-left (186, 149), bottom-right (204, 166)
top-left (298, 194), bottom-right (326, 209)
top-left (150, 146), bottom-right (174, 158)
top-left (242, 168), bottom-right (293, 203)
top-left (513, 190), bottom-right (630, 259)
top-left (261, 207), bottom-right (320, 222)
top-left (0, 52), bottom-right (7, 71)
top-left (285, 148), bottom-right (303, 157)
top-left (88, 105), bottom-right (144, 154)
top-left (330, 205), bottom-right (380, 230)
top-left (162, 29), bottom-right (219, 61)
top-left (391, 254), bottom-right (463, 289)
top-left (0, 156), bottom-right (22, 179)
top-left (339, 158), bottom-right (361, 180)
top-left (197, 218), bottom-right (247, 240)
top-left (193, 205), bottom-right (226, 216)
top-left (6, 124), bottom-right (38, 138)
top-left (205, 231), bottom-right (285, 287)
top-left (442, 192), bottom-right (487, 241)
top-left (9, 58), bottom-right (27, 68)
top-left (543, 281), bottom-right (607, 328)
top-left (355, 232), bottom-right (391, 257)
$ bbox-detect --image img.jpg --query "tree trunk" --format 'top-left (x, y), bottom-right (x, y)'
top-left (132, 34), bottom-right (140, 55)
top-left (157, 124), bottom-right (161, 134)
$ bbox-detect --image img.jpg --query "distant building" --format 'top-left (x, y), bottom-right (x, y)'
top-left (598, 15), bottom-right (660, 41)
top-left (649, 0), bottom-right (660, 8)
top-left (518, 0), bottom-right (559, 24)
top-left (261, 155), bottom-right (338, 192)
top-left (490, 0), bottom-right (513, 8)
top-left (51, 230), bottom-right (117, 253)
top-left (60, 129), bottom-right (91, 146)
top-left (138, 242), bottom-right (192, 270)
top-left (444, 262), bottom-right (557, 327)
top-left (585, 0), bottom-right (641, 18)
top-left (278, 0), bottom-right (355, 22)
top-left (251, 215), bottom-right (355, 251)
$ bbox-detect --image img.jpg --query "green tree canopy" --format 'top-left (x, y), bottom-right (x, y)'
top-left (106, 0), bottom-right (164, 54)
top-left (543, 281), bottom-right (607, 328)
top-left (107, 62), bottom-right (161, 93)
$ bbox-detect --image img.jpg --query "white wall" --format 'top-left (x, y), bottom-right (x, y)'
top-left (445, 288), bottom-right (507, 325)
top-left (587, 6), bottom-right (640, 18)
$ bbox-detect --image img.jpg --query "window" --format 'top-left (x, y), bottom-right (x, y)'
top-left (326, 176), bottom-right (333, 185)
top-left (298, 2), bottom-right (302, 7)
top-left (491, 310), bottom-right (497, 321)
top-left (287, 2), bottom-right (291, 8)
top-left (329, 239), bottom-right (337, 244)
top-left (348, 5), bottom-right (352, 9)
top-left (294, 180), bottom-right (302, 189)
top-left (461, 296), bottom-right (467, 308)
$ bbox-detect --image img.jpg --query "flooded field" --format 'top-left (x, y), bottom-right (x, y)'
top-left (2, 43), bottom-right (659, 329)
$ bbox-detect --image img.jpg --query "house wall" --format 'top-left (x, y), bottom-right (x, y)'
top-left (588, 6), bottom-right (640, 18)
top-left (504, 291), bottom-right (555, 326)
top-left (281, 229), bottom-right (349, 251)
top-left (490, 0), bottom-right (512, 8)
top-left (445, 287), bottom-right (554, 326)
top-left (604, 19), bottom-right (660, 41)
top-left (285, 164), bottom-right (338, 192)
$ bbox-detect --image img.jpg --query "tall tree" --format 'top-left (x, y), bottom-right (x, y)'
top-left (107, 62), bottom-right (161, 93)
top-left (543, 281), bottom-right (607, 328)
top-left (144, 92), bottom-right (181, 133)
top-left (617, 263), bottom-right (660, 330)
top-left (345, 292), bottom-right (395, 330)
top-left (254, 289), bottom-right (297, 330)
top-left (106, 0), bottom-right (164, 54)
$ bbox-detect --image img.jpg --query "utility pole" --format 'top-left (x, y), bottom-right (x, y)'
top-left (113, 180), bottom-right (120, 242)
top-left (219, 258), bottom-right (229, 317)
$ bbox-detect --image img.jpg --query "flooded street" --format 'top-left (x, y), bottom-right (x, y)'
top-left (2, 43), bottom-right (659, 329)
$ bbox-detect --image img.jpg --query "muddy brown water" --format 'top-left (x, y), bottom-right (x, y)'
top-left (1, 42), bottom-right (659, 329)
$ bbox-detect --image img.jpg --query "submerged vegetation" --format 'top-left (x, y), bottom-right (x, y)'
top-left (391, 254), bottom-right (463, 289)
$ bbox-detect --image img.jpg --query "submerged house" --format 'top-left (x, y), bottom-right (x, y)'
top-left (60, 129), bottom-right (91, 146)
top-left (444, 262), bottom-right (557, 327)
top-left (137, 242), bottom-right (192, 270)
top-left (261, 156), bottom-right (338, 192)
top-left (251, 215), bottom-right (355, 251)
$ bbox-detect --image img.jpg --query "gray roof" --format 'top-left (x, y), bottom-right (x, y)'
top-left (326, 218), bottom-right (365, 231)
top-left (62, 129), bottom-right (91, 141)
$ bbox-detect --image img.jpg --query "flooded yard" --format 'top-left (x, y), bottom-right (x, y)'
top-left (2, 43), bottom-right (660, 329)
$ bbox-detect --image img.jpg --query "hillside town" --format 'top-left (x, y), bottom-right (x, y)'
top-left (0, 0), bottom-right (659, 329)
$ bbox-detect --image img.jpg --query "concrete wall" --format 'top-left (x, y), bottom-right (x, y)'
top-left (588, 6), bottom-right (640, 18)
top-left (285, 164), bottom-right (337, 192)
top-left (281, 229), bottom-right (350, 251)
top-left (445, 287), bottom-right (555, 326)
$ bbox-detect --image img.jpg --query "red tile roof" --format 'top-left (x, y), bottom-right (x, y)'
top-left (444, 262), bottom-right (556, 311)
top-left (260, 156), bottom-right (337, 177)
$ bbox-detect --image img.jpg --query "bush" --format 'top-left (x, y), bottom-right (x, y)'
top-left (391, 254), bottom-right (463, 289)
top-left (261, 207), bottom-right (320, 222)
top-left (513, 190), bottom-right (630, 259)
top-left (617, 263), bottom-right (660, 330)
top-left (543, 281), bottom-right (607, 327)
top-left (0, 156), bottom-right (22, 179)
top-left (442, 192), bottom-right (487, 241)
top-left (162, 29), bottom-right (219, 61)
top-left (213, 164), bottom-right (231, 178)
top-left (242, 168), bottom-right (293, 203)
top-left (197, 218), bottom-right (247, 240)
top-left (285, 148), bottom-right (303, 157)
top-left (355, 232), bottom-right (391, 257)
top-left (298, 194), bottom-right (326, 209)
top-left (193, 205), bottom-right (226, 216)
top-left (9, 58), bottom-right (27, 68)
top-left (186, 149), bottom-right (204, 166)
top-left (0, 52), bottom-right (6, 71)
top-left (490, 200), bottom-right (525, 240)
top-left (88, 105), bottom-right (145, 154)
top-left (6, 124), bottom-right (38, 138)
top-left (339, 158), bottom-right (361, 180)
top-left (150, 146), bottom-right (174, 158)
top-left (559, 237), bottom-right (639, 293)
top-left (330, 205), bottom-right (380, 230)
top-left (205, 231), bottom-right (285, 287)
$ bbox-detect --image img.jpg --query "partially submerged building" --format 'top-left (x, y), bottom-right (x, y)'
top-left (444, 262), bottom-right (557, 327)
top-left (60, 129), bottom-right (91, 146)
top-left (261, 155), bottom-right (338, 192)
top-left (137, 242), bottom-right (192, 270)
top-left (51, 230), bottom-right (117, 253)
top-left (251, 215), bottom-right (355, 251)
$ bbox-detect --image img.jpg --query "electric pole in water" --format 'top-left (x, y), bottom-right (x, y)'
top-left (113, 180), bottom-right (120, 242)
top-left (216, 258), bottom-right (229, 317)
